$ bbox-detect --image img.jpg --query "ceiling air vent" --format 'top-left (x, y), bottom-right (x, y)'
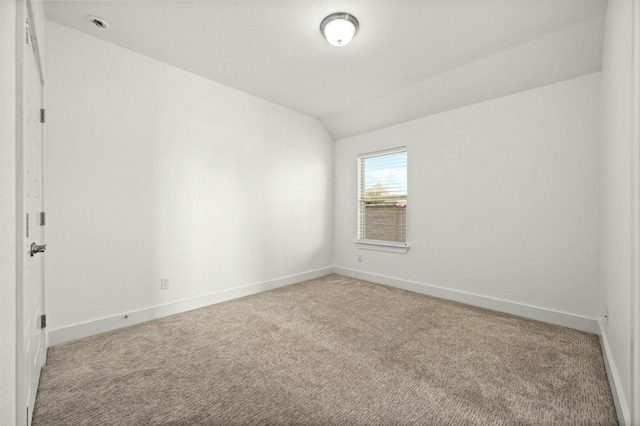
top-left (88, 16), bottom-right (109, 30)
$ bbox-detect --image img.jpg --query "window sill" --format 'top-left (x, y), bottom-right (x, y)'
top-left (355, 240), bottom-right (410, 254)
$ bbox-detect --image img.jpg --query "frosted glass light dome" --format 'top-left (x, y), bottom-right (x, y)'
top-left (320, 13), bottom-right (359, 47)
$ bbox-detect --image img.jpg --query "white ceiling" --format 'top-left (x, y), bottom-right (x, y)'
top-left (44, 0), bottom-right (607, 139)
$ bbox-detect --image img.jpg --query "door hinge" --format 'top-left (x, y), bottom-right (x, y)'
top-left (40, 211), bottom-right (46, 226)
top-left (40, 108), bottom-right (45, 123)
top-left (25, 19), bottom-right (29, 45)
top-left (41, 314), bottom-right (46, 329)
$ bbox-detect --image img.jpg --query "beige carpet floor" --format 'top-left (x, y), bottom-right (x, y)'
top-left (33, 274), bottom-right (617, 425)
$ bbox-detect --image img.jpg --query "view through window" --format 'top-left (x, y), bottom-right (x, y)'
top-left (357, 147), bottom-right (407, 244)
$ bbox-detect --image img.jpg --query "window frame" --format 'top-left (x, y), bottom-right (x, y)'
top-left (356, 146), bottom-right (409, 253)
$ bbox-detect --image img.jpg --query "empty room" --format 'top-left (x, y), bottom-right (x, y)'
top-left (1, 0), bottom-right (639, 424)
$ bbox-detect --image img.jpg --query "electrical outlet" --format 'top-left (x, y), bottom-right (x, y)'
top-left (604, 307), bottom-right (609, 325)
top-left (160, 278), bottom-right (170, 290)
top-left (358, 254), bottom-right (362, 262)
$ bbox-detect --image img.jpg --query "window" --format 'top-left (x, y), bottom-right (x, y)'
top-left (357, 147), bottom-right (408, 248)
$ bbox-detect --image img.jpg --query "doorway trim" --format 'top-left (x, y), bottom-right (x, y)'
top-left (632, 0), bottom-right (640, 423)
top-left (0, 0), bottom-right (18, 424)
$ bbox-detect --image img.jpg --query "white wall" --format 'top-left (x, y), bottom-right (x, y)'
top-left (1, 1), bottom-right (18, 423)
top-left (600, 0), bottom-right (637, 423)
top-left (334, 73), bottom-right (601, 326)
top-left (45, 21), bottom-right (333, 338)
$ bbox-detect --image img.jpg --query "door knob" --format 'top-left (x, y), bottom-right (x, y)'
top-left (30, 242), bottom-right (46, 257)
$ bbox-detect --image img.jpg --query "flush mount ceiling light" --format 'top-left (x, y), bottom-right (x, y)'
top-left (320, 12), bottom-right (359, 47)
top-left (87, 15), bottom-right (109, 30)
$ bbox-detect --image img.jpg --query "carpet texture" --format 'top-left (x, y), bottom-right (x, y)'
top-left (33, 274), bottom-right (617, 425)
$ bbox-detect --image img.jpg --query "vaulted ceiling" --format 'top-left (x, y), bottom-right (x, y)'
top-left (44, 0), bottom-right (607, 139)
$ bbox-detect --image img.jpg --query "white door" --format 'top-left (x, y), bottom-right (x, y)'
top-left (22, 15), bottom-right (46, 426)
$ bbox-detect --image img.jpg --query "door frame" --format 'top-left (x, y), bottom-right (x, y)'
top-left (629, 0), bottom-right (640, 425)
top-left (632, 0), bottom-right (640, 423)
top-left (0, 0), bottom-right (19, 424)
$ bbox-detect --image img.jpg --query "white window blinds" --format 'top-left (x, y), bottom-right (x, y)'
top-left (357, 147), bottom-right (407, 245)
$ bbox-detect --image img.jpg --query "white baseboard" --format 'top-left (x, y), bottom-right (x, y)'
top-left (48, 267), bottom-right (333, 346)
top-left (50, 266), bottom-right (599, 342)
top-left (333, 267), bottom-right (599, 334)
top-left (599, 320), bottom-right (630, 426)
